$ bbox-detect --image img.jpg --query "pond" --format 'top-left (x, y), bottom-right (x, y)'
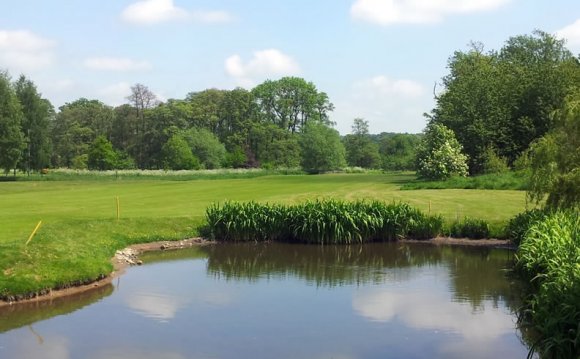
top-left (0, 242), bottom-right (532, 359)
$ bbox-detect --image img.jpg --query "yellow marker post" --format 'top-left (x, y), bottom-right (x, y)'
top-left (116, 196), bottom-right (120, 220)
top-left (26, 221), bottom-right (42, 245)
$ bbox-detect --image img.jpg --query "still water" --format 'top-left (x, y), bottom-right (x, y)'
top-left (0, 242), bottom-right (530, 359)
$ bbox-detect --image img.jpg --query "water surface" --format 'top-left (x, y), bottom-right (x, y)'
top-left (0, 242), bottom-right (530, 358)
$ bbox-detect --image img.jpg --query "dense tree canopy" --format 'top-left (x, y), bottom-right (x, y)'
top-left (430, 31), bottom-right (580, 174)
top-left (527, 92), bottom-right (580, 209)
top-left (343, 118), bottom-right (380, 168)
top-left (0, 72), bottom-right (25, 175)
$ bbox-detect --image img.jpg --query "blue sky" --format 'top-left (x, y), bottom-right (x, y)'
top-left (1, 0), bottom-right (579, 134)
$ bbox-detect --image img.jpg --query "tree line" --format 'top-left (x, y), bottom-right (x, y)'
top-left (416, 30), bottom-right (579, 208)
top-left (0, 73), bottom-right (421, 175)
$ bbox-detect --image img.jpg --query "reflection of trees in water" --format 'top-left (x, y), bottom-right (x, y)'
top-left (203, 242), bottom-right (522, 309)
top-left (0, 283), bottom-right (113, 333)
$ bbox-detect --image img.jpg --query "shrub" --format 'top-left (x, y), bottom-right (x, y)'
top-left (515, 211), bottom-right (580, 358)
top-left (205, 200), bottom-right (442, 244)
top-left (504, 209), bottom-right (547, 246)
top-left (449, 217), bottom-right (490, 239)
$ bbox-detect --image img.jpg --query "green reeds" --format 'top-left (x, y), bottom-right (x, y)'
top-left (515, 210), bottom-right (580, 358)
top-left (205, 200), bottom-right (443, 244)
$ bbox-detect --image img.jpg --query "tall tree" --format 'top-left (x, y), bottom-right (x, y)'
top-left (343, 118), bottom-right (380, 168)
top-left (299, 122), bottom-right (346, 173)
top-left (430, 31), bottom-right (579, 174)
top-left (378, 133), bottom-right (422, 171)
top-left (126, 83), bottom-right (159, 167)
top-left (0, 71), bottom-right (24, 175)
top-left (252, 77), bottom-right (334, 133)
top-left (51, 99), bottom-right (113, 168)
top-left (14, 75), bottom-right (53, 173)
top-left (87, 135), bottom-right (117, 170)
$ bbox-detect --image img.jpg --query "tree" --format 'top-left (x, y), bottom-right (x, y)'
top-left (183, 127), bottom-right (226, 169)
top-left (0, 71), bottom-right (25, 175)
top-left (415, 123), bottom-right (468, 180)
top-left (14, 75), bottom-right (53, 173)
top-left (126, 83), bottom-right (159, 167)
top-left (299, 122), bottom-right (346, 173)
top-left (343, 118), bottom-right (381, 168)
top-left (252, 77), bottom-right (334, 133)
top-left (51, 99), bottom-right (113, 168)
top-left (161, 134), bottom-right (199, 170)
top-left (429, 31), bottom-right (579, 174)
top-left (527, 93), bottom-right (580, 209)
top-left (378, 133), bottom-right (421, 171)
top-left (88, 135), bottom-right (117, 170)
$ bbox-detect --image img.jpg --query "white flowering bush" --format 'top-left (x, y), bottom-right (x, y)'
top-left (415, 123), bottom-right (468, 180)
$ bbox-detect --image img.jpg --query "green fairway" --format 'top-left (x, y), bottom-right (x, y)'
top-left (0, 173), bottom-right (527, 298)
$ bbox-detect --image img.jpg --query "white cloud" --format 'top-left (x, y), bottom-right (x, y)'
top-left (556, 18), bottom-right (580, 52)
top-left (357, 75), bottom-right (424, 98)
top-left (331, 74), bottom-right (430, 134)
top-left (126, 291), bottom-right (187, 322)
top-left (0, 30), bottom-right (55, 72)
top-left (225, 49), bottom-right (301, 87)
top-left (351, 0), bottom-right (511, 26)
top-left (352, 287), bottom-right (523, 358)
top-left (121, 0), bottom-right (233, 25)
top-left (84, 57), bottom-right (152, 71)
top-left (97, 82), bottom-right (132, 106)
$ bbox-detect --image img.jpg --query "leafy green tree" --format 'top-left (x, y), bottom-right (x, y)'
top-left (161, 134), bottom-right (199, 170)
top-left (415, 123), bottom-right (468, 180)
top-left (14, 75), bottom-right (53, 172)
top-left (186, 89), bottom-right (226, 132)
top-left (299, 122), bottom-right (346, 173)
top-left (0, 71), bottom-right (25, 175)
top-left (343, 118), bottom-right (381, 168)
top-left (528, 93), bottom-right (580, 209)
top-left (51, 99), bottom-right (113, 167)
top-left (482, 147), bottom-right (509, 174)
top-left (252, 77), bottom-right (334, 133)
top-left (88, 135), bottom-right (117, 170)
top-left (249, 123), bottom-right (301, 168)
top-left (377, 133), bottom-right (421, 171)
top-left (183, 127), bottom-right (226, 169)
top-left (430, 31), bottom-right (579, 173)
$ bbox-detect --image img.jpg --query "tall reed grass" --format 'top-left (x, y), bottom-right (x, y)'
top-left (205, 200), bottom-right (443, 244)
top-left (515, 210), bottom-right (580, 358)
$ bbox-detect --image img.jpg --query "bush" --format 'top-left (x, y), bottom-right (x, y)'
top-left (449, 217), bottom-right (490, 239)
top-left (515, 211), bottom-right (580, 358)
top-left (205, 200), bottom-right (442, 244)
top-left (504, 208), bottom-right (547, 246)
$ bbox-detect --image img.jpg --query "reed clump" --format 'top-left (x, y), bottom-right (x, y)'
top-left (515, 210), bottom-right (580, 359)
top-left (205, 200), bottom-right (443, 244)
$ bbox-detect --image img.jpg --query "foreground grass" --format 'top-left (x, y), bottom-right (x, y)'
top-left (0, 172), bottom-right (527, 298)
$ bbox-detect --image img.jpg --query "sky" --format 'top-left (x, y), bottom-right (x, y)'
top-left (1, 0), bottom-right (579, 134)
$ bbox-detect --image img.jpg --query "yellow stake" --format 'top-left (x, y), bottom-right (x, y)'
top-left (116, 196), bottom-right (120, 220)
top-left (26, 221), bottom-right (42, 245)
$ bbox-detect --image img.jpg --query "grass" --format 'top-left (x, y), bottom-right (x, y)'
top-left (400, 171), bottom-right (529, 191)
top-left (515, 210), bottom-right (580, 358)
top-left (205, 200), bottom-right (443, 243)
top-left (0, 172), bottom-right (527, 298)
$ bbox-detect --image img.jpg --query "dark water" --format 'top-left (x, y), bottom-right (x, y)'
top-left (0, 242), bottom-right (531, 359)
